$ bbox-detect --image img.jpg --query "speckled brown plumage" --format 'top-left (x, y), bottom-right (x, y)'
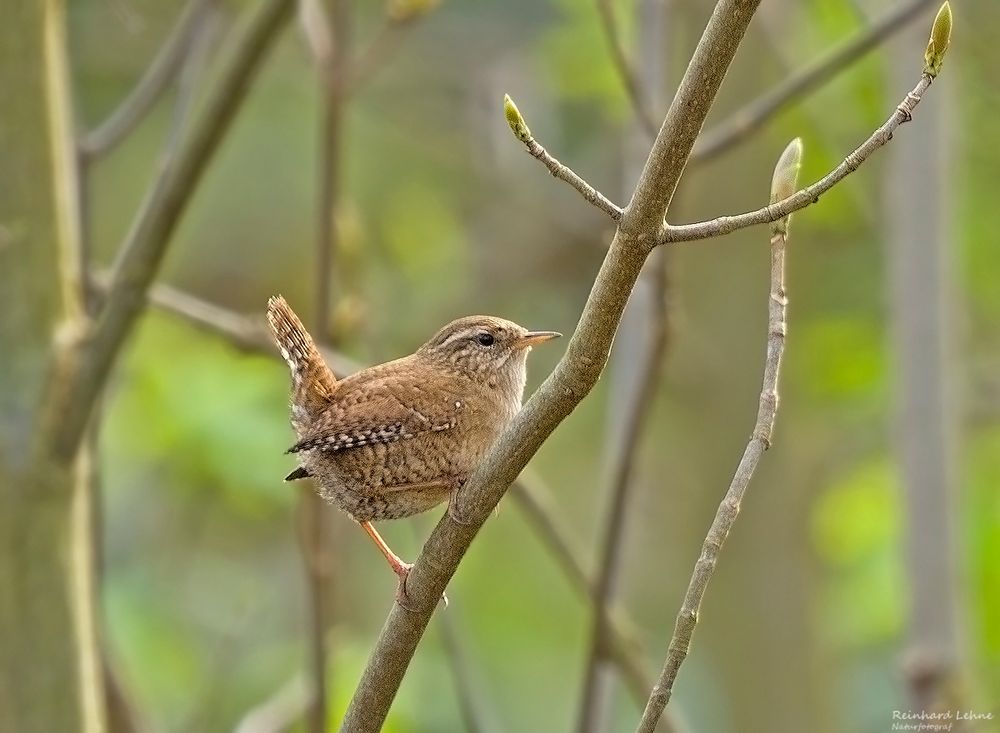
top-left (266, 296), bottom-right (559, 590)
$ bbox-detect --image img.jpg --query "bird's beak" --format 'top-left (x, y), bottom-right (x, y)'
top-left (516, 330), bottom-right (562, 349)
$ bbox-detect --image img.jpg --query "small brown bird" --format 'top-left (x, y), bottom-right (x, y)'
top-left (266, 296), bottom-right (559, 597)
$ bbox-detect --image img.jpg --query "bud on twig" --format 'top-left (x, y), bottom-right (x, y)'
top-left (503, 94), bottom-right (532, 143)
top-left (769, 138), bottom-right (803, 237)
top-left (923, 2), bottom-right (952, 78)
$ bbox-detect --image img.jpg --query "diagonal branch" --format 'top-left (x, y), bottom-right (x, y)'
top-left (691, 0), bottom-right (939, 163)
top-left (78, 0), bottom-right (212, 160)
top-left (88, 273), bottom-right (362, 376)
top-left (661, 73), bottom-right (935, 245)
top-left (339, 2), bottom-right (764, 729)
top-left (635, 138), bottom-right (801, 733)
top-left (41, 0), bottom-right (295, 464)
top-left (504, 96), bottom-right (623, 221)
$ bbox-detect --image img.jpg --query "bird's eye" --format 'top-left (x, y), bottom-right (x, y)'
top-left (476, 332), bottom-right (495, 346)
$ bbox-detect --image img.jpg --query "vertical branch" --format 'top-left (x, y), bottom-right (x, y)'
top-left (635, 139), bottom-right (802, 733)
top-left (298, 1), bottom-right (352, 729)
top-left (0, 1), bottom-right (104, 730)
top-left (885, 8), bottom-right (960, 711)
top-left (578, 0), bottom-right (670, 730)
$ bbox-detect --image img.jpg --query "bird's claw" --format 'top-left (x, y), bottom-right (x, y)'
top-left (392, 562), bottom-right (448, 611)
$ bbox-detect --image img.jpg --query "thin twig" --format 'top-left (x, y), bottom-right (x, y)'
top-left (42, 0), bottom-right (295, 463)
top-left (340, 2), bottom-right (765, 729)
top-left (691, 0), bottom-right (938, 163)
top-left (660, 74), bottom-right (934, 245)
top-left (526, 138), bottom-right (624, 221)
top-left (595, 0), bottom-right (659, 138)
top-left (439, 611), bottom-right (489, 733)
top-left (78, 0), bottom-right (212, 160)
top-left (92, 272), bottom-right (361, 373)
top-left (635, 139), bottom-right (800, 733)
top-left (504, 97), bottom-right (623, 222)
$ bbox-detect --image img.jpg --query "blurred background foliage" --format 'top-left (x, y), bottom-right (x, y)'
top-left (60, 0), bottom-right (999, 730)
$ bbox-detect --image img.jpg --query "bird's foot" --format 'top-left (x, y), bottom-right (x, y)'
top-left (447, 501), bottom-right (474, 526)
top-left (447, 481), bottom-right (474, 526)
top-left (391, 560), bottom-right (448, 611)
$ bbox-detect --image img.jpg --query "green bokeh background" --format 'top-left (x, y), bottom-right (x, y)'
top-left (62, 0), bottom-right (1000, 730)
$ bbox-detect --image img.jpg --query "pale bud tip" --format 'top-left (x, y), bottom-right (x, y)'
top-left (504, 94), bottom-right (532, 143)
top-left (770, 138), bottom-right (803, 205)
top-left (923, 2), bottom-right (952, 78)
top-left (770, 138), bottom-right (803, 236)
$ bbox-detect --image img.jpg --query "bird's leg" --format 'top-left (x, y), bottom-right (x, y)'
top-left (360, 520), bottom-right (412, 580)
top-left (358, 521), bottom-right (448, 610)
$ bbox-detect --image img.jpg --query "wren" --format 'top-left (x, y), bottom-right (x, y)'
top-left (266, 296), bottom-right (559, 598)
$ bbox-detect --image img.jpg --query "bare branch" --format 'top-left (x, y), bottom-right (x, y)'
top-left (90, 274), bottom-right (362, 375)
top-left (504, 95), bottom-right (623, 221)
top-left (594, 0), bottom-right (659, 138)
top-left (41, 0), bottom-right (295, 463)
top-left (691, 0), bottom-right (939, 163)
top-left (299, 0), bottom-right (354, 727)
top-left (636, 138), bottom-right (802, 733)
top-left (661, 73), bottom-right (935, 244)
top-left (78, 0), bottom-right (212, 160)
top-left (340, 2), bottom-right (764, 729)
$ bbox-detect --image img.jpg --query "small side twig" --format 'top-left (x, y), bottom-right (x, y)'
top-left (78, 0), bottom-right (212, 160)
top-left (661, 72), bottom-right (938, 244)
top-left (691, 0), bottom-right (940, 163)
top-left (636, 137), bottom-right (803, 733)
top-left (504, 96), bottom-right (623, 221)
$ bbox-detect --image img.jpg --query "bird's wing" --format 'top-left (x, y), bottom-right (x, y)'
top-left (287, 378), bottom-right (463, 454)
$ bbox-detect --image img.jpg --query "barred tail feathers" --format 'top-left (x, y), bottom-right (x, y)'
top-left (266, 296), bottom-right (338, 417)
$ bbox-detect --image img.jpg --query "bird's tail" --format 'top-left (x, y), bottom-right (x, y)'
top-left (266, 296), bottom-right (338, 421)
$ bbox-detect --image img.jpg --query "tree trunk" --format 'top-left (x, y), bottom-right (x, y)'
top-left (0, 3), bottom-right (105, 731)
